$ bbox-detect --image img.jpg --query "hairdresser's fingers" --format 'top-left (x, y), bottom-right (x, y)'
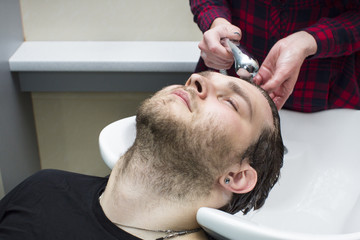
top-left (201, 52), bottom-right (234, 70)
top-left (199, 22), bottom-right (241, 70)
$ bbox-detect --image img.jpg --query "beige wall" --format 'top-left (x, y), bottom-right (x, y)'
top-left (32, 92), bottom-right (151, 176)
top-left (21, 0), bottom-right (202, 176)
top-left (20, 0), bottom-right (202, 41)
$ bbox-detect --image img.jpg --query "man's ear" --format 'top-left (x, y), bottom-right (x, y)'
top-left (220, 162), bottom-right (257, 194)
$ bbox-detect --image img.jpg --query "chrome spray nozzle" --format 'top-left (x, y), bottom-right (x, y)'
top-left (226, 39), bottom-right (259, 82)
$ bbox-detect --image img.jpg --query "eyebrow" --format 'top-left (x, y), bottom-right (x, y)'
top-left (228, 81), bottom-right (253, 119)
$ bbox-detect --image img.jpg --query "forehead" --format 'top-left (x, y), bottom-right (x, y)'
top-left (205, 71), bottom-right (274, 127)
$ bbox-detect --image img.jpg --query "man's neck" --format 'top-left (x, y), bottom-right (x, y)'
top-left (99, 148), bottom-right (231, 239)
top-left (99, 173), bottom-right (213, 239)
top-left (100, 173), bottom-right (200, 229)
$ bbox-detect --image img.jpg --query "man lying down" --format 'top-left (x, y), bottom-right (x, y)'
top-left (0, 71), bottom-right (284, 240)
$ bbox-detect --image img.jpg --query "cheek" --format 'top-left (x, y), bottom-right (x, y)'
top-left (201, 104), bottom-right (254, 149)
top-left (201, 105), bottom-right (240, 134)
top-left (202, 102), bottom-right (240, 127)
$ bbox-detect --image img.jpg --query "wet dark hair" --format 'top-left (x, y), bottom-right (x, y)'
top-left (221, 83), bottom-right (284, 215)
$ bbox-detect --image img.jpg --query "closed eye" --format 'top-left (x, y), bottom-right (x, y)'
top-left (225, 98), bottom-right (238, 112)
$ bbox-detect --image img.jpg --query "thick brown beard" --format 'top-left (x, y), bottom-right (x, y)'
top-left (119, 91), bottom-right (237, 201)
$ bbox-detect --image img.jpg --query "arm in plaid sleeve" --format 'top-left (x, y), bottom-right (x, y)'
top-left (304, 9), bottom-right (360, 58)
top-left (190, 0), bottom-right (232, 32)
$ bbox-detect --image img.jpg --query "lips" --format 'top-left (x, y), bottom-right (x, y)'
top-left (172, 89), bottom-right (192, 112)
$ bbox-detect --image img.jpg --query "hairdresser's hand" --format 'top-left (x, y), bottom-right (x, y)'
top-left (253, 31), bottom-right (317, 109)
top-left (199, 18), bottom-right (241, 70)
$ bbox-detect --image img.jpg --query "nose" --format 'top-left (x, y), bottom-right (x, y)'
top-left (185, 74), bottom-right (208, 99)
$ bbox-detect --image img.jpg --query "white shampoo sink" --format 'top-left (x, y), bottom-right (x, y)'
top-left (99, 109), bottom-right (360, 239)
top-left (198, 109), bottom-right (360, 239)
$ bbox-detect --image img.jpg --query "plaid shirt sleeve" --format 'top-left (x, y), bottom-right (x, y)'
top-left (190, 0), bottom-right (232, 32)
top-left (304, 9), bottom-right (360, 58)
top-left (189, 0), bottom-right (360, 112)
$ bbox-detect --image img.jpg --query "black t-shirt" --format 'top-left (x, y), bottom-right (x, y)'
top-left (0, 169), bottom-right (141, 240)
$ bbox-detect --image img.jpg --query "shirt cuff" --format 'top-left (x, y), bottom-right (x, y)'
top-left (303, 18), bottom-right (337, 59)
top-left (196, 8), bottom-right (232, 32)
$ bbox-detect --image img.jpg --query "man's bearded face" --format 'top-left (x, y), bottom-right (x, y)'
top-left (134, 86), bottom-right (235, 199)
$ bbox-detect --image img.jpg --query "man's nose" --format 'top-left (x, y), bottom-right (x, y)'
top-left (185, 74), bottom-right (208, 99)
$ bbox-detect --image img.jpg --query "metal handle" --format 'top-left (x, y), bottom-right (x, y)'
top-left (226, 39), bottom-right (259, 81)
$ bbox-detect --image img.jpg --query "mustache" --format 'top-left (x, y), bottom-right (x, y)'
top-left (184, 86), bottom-right (198, 100)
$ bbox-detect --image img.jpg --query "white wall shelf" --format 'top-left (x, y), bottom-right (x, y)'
top-left (9, 41), bottom-right (200, 92)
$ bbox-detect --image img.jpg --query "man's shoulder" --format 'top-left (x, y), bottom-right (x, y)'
top-left (28, 169), bottom-right (108, 190)
top-left (31, 169), bottom-right (72, 179)
top-left (8, 169), bottom-right (107, 199)
top-left (30, 169), bottom-right (106, 182)
top-left (1, 169), bottom-right (108, 212)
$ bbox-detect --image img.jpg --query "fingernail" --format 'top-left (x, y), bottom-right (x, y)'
top-left (234, 32), bottom-right (241, 36)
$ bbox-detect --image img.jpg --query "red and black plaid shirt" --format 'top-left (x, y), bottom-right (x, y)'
top-left (190, 0), bottom-right (360, 112)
